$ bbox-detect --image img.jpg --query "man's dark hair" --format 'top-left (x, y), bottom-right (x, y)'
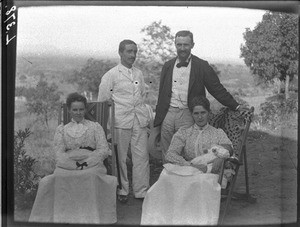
top-left (188, 96), bottom-right (211, 113)
top-left (119, 39), bottom-right (137, 53)
top-left (66, 92), bottom-right (87, 109)
top-left (175, 30), bottom-right (194, 43)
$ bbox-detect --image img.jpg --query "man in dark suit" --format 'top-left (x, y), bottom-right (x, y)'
top-left (153, 30), bottom-right (245, 163)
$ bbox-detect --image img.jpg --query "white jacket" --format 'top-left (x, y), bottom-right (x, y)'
top-left (98, 64), bottom-right (150, 129)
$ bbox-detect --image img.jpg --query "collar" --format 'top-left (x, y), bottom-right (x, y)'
top-left (193, 123), bottom-right (209, 131)
top-left (66, 118), bottom-right (88, 138)
top-left (71, 118), bottom-right (86, 124)
top-left (118, 63), bottom-right (133, 74)
top-left (176, 54), bottom-right (192, 64)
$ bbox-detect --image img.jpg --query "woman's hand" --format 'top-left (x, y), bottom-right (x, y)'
top-left (69, 155), bottom-right (88, 161)
top-left (68, 149), bottom-right (90, 161)
top-left (218, 144), bottom-right (233, 156)
top-left (190, 163), bottom-right (207, 173)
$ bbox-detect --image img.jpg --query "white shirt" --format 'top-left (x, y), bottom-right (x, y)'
top-left (170, 56), bottom-right (191, 109)
top-left (97, 64), bottom-right (150, 129)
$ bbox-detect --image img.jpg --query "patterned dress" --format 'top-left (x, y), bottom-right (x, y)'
top-left (29, 119), bottom-right (117, 224)
top-left (165, 123), bottom-right (232, 166)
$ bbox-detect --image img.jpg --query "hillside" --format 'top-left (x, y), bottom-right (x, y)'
top-left (15, 55), bottom-right (257, 97)
top-left (16, 55), bottom-right (118, 98)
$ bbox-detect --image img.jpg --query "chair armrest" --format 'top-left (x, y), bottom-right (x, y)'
top-left (224, 156), bottom-right (242, 165)
top-left (218, 156), bottom-right (241, 185)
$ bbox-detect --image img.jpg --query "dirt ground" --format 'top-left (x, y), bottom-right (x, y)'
top-left (14, 125), bottom-right (297, 226)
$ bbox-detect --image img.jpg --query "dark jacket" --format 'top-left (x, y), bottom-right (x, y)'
top-left (154, 55), bottom-right (239, 127)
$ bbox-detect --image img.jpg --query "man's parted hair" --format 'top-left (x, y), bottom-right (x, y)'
top-left (175, 30), bottom-right (194, 43)
top-left (66, 92), bottom-right (87, 109)
top-left (188, 96), bottom-right (211, 113)
top-left (119, 39), bottom-right (137, 53)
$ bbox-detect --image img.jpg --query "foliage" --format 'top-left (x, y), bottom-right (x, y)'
top-left (19, 74), bottom-right (27, 82)
top-left (67, 58), bottom-right (116, 99)
top-left (136, 20), bottom-right (177, 108)
top-left (258, 93), bottom-right (298, 128)
top-left (209, 92), bottom-right (249, 112)
top-left (137, 20), bottom-right (176, 66)
top-left (14, 128), bottom-right (40, 210)
top-left (15, 86), bottom-right (35, 98)
top-left (232, 88), bottom-right (247, 98)
top-left (24, 79), bottom-right (62, 127)
top-left (240, 12), bottom-right (298, 98)
top-left (135, 20), bottom-right (222, 109)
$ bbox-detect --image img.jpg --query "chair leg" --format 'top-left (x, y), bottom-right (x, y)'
top-left (219, 164), bottom-right (240, 225)
top-left (243, 146), bottom-right (257, 203)
top-left (219, 148), bottom-right (257, 225)
top-left (243, 145), bottom-right (250, 195)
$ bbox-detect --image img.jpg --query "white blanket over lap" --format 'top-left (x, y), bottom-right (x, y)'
top-left (29, 167), bottom-right (118, 224)
top-left (141, 164), bottom-right (221, 225)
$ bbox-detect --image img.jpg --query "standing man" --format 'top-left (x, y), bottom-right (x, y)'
top-left (98, 40), bottom-right (150, 203)
top-left (154, 30), bottom-right (244, 163)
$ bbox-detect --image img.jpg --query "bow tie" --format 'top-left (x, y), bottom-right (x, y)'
top-left (176, 57), bottom-right (191, 68)
top-left (76, 161), bottom-right (88, 170)
top-left (176, 61), bottom-right (189, 68)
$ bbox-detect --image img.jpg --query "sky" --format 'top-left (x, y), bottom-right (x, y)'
top-left (17, 5), bottom-right (267, 64)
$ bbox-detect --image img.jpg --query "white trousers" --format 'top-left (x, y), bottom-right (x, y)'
top-left (115, 116), bottom-right (149, 198)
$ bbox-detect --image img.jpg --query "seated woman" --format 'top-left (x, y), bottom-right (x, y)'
top-left (29, 92), bottom-right (118, 224)
top-left (165, 95), bottom-right (233, 174)
top-left (141, 96), bottom-right (233, 225)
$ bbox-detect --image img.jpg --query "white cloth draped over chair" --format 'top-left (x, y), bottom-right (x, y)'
top-left (141, 164), bottom-right (221, 225)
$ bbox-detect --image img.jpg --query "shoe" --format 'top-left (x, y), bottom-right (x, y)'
top-left (118, 195), bottom-right (128, 204)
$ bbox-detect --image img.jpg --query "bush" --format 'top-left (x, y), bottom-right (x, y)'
top-left (232, 88), bottom-right (247, 97)
top-left (25, 79), bottom-right (62, 127)
top-left (258, 94), bottom-right (298, 128)
top-left (14, 128), bottom-right (40, 210)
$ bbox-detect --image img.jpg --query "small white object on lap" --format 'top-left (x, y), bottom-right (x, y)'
top-left (191, 145), bottom-right (230, 166)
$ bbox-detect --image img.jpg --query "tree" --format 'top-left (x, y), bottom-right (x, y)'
top-left (67, 58), bottom-right (116, 100)
top-left (25, 79), bottom-right (62, 126)
top-left (137, 20), bottom-right (177, 66)
top-left (240, 12), bottom-right (298, 99)
top-left (135, 20), bottom-right (177, 107)
top-left (136, 21), bottom-right (177, 88)
top-left (19, 74), bottom-right (27, 83)
top-left (136, 21), bottom-right (222, 108)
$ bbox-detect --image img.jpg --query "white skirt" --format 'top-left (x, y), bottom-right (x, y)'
top-left (141, 164), bottom-right (221, 225)
top-left (29, 166), bottom-right (118, 224)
